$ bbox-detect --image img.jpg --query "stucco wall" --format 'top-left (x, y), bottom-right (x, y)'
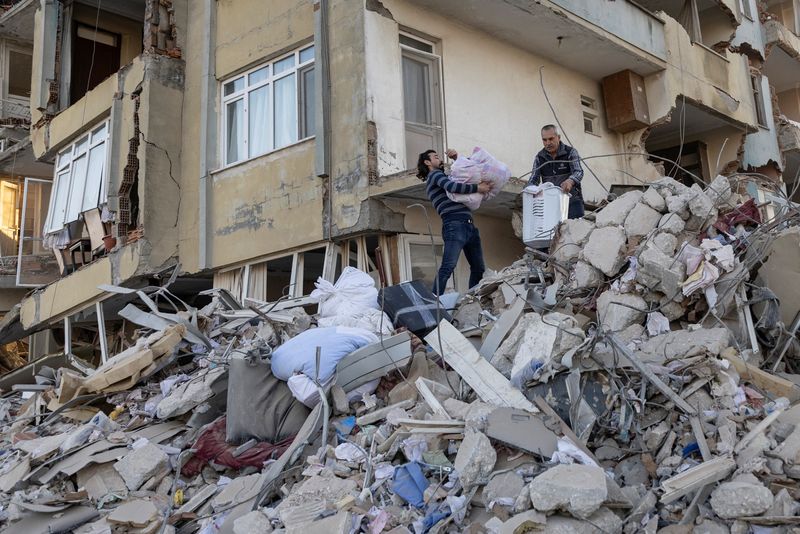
top-left (778, 88), bottom-right (800, 120)
top-left (365, 0), bottom-right (627, 205)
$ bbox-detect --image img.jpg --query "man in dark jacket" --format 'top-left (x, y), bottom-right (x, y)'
top-left (418, 149), bottom-right (491, 295)
top-left (529, 125), bottom-right (585, 218)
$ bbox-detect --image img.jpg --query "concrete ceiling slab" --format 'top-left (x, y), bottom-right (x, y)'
top-left (0, 0), bottom-right (35, 42)
top-left (404, 0), bottom-right (665, 80)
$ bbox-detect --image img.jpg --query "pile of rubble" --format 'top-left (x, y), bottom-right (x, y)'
top-left (0, 174), bottom-right (799, 534)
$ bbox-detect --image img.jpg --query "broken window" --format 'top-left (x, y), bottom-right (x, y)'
top-left (739, 0), bottom-right (753, 20)
top-left (44, 120), bottom-right (109, 234)
top-left (752, 75), bottom-right (768, 128)
top-left (221, 45), bottom-right (315, 166)
top-left (8, 50), bottom-right (32, 99)
top-left (401, 33), bottom-right (443, 169)
top-left (70, 25), bottom-right (121, 104)
top-left (398, 234), bottom-right (457, 293)
top-left (581, 95), bottom-right (599, 135)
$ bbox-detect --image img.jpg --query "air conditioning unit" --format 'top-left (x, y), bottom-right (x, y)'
top-left (522, 182), bottom-right (569, 249)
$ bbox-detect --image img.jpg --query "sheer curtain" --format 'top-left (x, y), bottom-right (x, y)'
top-left (226, 99), bottom-right (244, 163)
top-left (249, 86), bottom-right (270, 158)
top-left (214, 268), bottom-right (244, 302)
top-left (679, 0), bottom-right (702, 43)
top-left (247, 262), bottom-right (268, 301)
top-left (402, 56), bottom-right (429, 125)
top-left (274, 73), bottom-right (297, 148)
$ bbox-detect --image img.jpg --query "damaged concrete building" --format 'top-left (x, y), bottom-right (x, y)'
top-left (0, 0), bottom-right (796, 408)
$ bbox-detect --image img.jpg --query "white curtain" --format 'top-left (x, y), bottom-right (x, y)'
top-left (274, 73), bottom-right (297, 148)
top-left (402, 56), bottom-right (429, 125)
top-left (214, 268), bottom-right (244, 302)
top-left (247, 262), bottom-right (268, 301)
top-left (679, 0), bottom-right (702, 43)
top-left (226, 99), bottom-right (244, 163)
top-left (248, 86), bottom-right (270, 158)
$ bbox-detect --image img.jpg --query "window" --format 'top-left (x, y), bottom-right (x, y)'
top-left (44, 121), bottom-right (109, 234)
top-left (400, 33), bottom-right (443, 169)
top-left (8, 50), bottom-right (32, 98)
top-left (739, 0), bottom-right (753, 21)
top-left (233, 244), bottom-right (330, 304)
top-left (398, 234), bottom-right (459, 293)
top-left (581, 95), bottom-right (599, 135)
top-left (752, 75), bottom-right (768, 128)
top-left (221, 45), bottom-right (315, 166)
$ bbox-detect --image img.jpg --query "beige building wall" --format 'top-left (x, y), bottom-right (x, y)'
top-left (778, 88), bottom-right (800, 120)
top-left (365, 0), bottom-right (627, 205)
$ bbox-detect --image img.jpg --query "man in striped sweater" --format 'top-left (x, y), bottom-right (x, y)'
top-left (417, 149), bottom-right (491, 295)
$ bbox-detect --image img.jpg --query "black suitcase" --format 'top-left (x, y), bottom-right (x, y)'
top-left (378, 280), bottom-right (452, 338)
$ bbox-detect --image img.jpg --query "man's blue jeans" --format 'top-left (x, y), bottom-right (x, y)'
top-left (433, 218), bottom-right (485, 295)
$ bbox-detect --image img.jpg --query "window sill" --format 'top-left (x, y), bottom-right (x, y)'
top-left (212, 136), bottom-right (315, 175)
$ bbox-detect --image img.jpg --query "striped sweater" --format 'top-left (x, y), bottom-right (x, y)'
top-left (425, 169), bottom-right (479, 221)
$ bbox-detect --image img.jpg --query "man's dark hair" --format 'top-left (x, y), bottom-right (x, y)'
top-left (541, 124), bottom-right (559, 135)
top-left (417, 149), bottom-right (437, 180)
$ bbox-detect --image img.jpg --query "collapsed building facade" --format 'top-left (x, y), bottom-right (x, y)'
top-left (0, 0), bottom-right (791, 353)
top-left (0, 1), bottom-right (798, 533)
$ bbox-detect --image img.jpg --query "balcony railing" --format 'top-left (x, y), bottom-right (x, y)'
top-left (0, 98), bottom-right (31, 123)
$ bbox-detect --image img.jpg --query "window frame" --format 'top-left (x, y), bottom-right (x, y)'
top-left (751, 74), bottom-right (768, 128)
top-left (738, 0), bottom-right (753, 21)
top-left (43, 119), bottom-right (111, 234)
top-left (397, 234), bottom-right (461, 293)
top-left (399, 31), bottom-right (445, 170)
top-left (220, 45), bottom-right (315, 168)
top-left (580, 95), bottom-right (600, 136)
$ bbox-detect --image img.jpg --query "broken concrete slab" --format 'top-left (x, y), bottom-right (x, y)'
top-left (156, 366), bottom-right (226, 419)
top-left (497, 509), bottom-right (547, 533)
top-left (275, 474), bottom-right (357, 530)
top-left (573, 261), bottom-right (604, 289)
top-left (596, 291), bottom-right (647, 333)
top-left (595, 191), bottom-right (643, 227)
top-left (582, 226), bottom-right (627, 276)
top-left (485, 471), bottom-right (526, 508)
top-left (624, 202), bottom-right (662, 237)
top-left (113, 442), bottom-right (169, 491)
top-left (233, 510), bottom-right (273, 534)
top-left (657, 212), bottom-right (686, 235)
top-left (553, 218), bottom-right (595, 262)
top-left (709, 480), bottom-right (774, 519)
top-left (107, 499), bottom-right (158, 528)
top-left (540, 507), bottom-right (622, 533)
top-left (454, 430), bottom-right (497, 488)
top-left (642, 186), bottom-right (666, 212)
top-left (528, 464), bottom-right (607, 518)
top-left (637, 328), bottom-right (731, 363)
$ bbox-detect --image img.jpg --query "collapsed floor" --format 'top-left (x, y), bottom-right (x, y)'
top-left (0, 174), bottom-right (800, 534)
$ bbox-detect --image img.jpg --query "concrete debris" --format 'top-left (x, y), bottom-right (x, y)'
top-left (596, 291), bottom-right (647, 333)
top-left (113, 441), bottom-right (169, 491)
top-left (709, 480), bottom-right (775, 519)
top-left (528, 464), bottom-right (607, 518)
top-left (582, 225), bottom-right (627, 276)
top-left (1, 177), bottom-right (800, 534)
top-left (454, 430), bottom-right (497, 488)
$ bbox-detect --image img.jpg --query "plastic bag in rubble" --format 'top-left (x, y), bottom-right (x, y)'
top-left (59, 411), bottom-right (117, 453)
top-left (446, 146), bottom-right (511, 210)
top-left (311, 267), bottom-right (379, 318)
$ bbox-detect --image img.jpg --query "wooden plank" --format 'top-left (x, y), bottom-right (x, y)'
top-left (425, 321), bottom-right (537, 412)
top-left (690, 416), bottom-right (711, 462)
top-left (415, 377), bottom-right (452, 420)
top-left (608, 335), bottom-right (697, 415)
top-left (395, 419), bottom-right (464, 427)
top-left (660, 457), bottom-right (736, 504)
top-left (735, 409), bottom-right (784, 453)
top-left (480, 297), bottom-right (525, 361)
top-left (356, 399), bottom-right (416, 426)
top-left (726, 353), bottom-right (800, 402)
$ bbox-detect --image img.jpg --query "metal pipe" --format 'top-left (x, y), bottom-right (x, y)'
top-left (198, 0), bottom-right (217, 269)
top-left (314, 346), bottom-right (330, 457)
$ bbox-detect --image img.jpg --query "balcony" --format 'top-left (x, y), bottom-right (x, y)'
top-left (778, 117), bottom-right (800, 185)
top-left (764, 19), bottom-right (800, 93)
top-left (401, 0), bottom-right (666, 79)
